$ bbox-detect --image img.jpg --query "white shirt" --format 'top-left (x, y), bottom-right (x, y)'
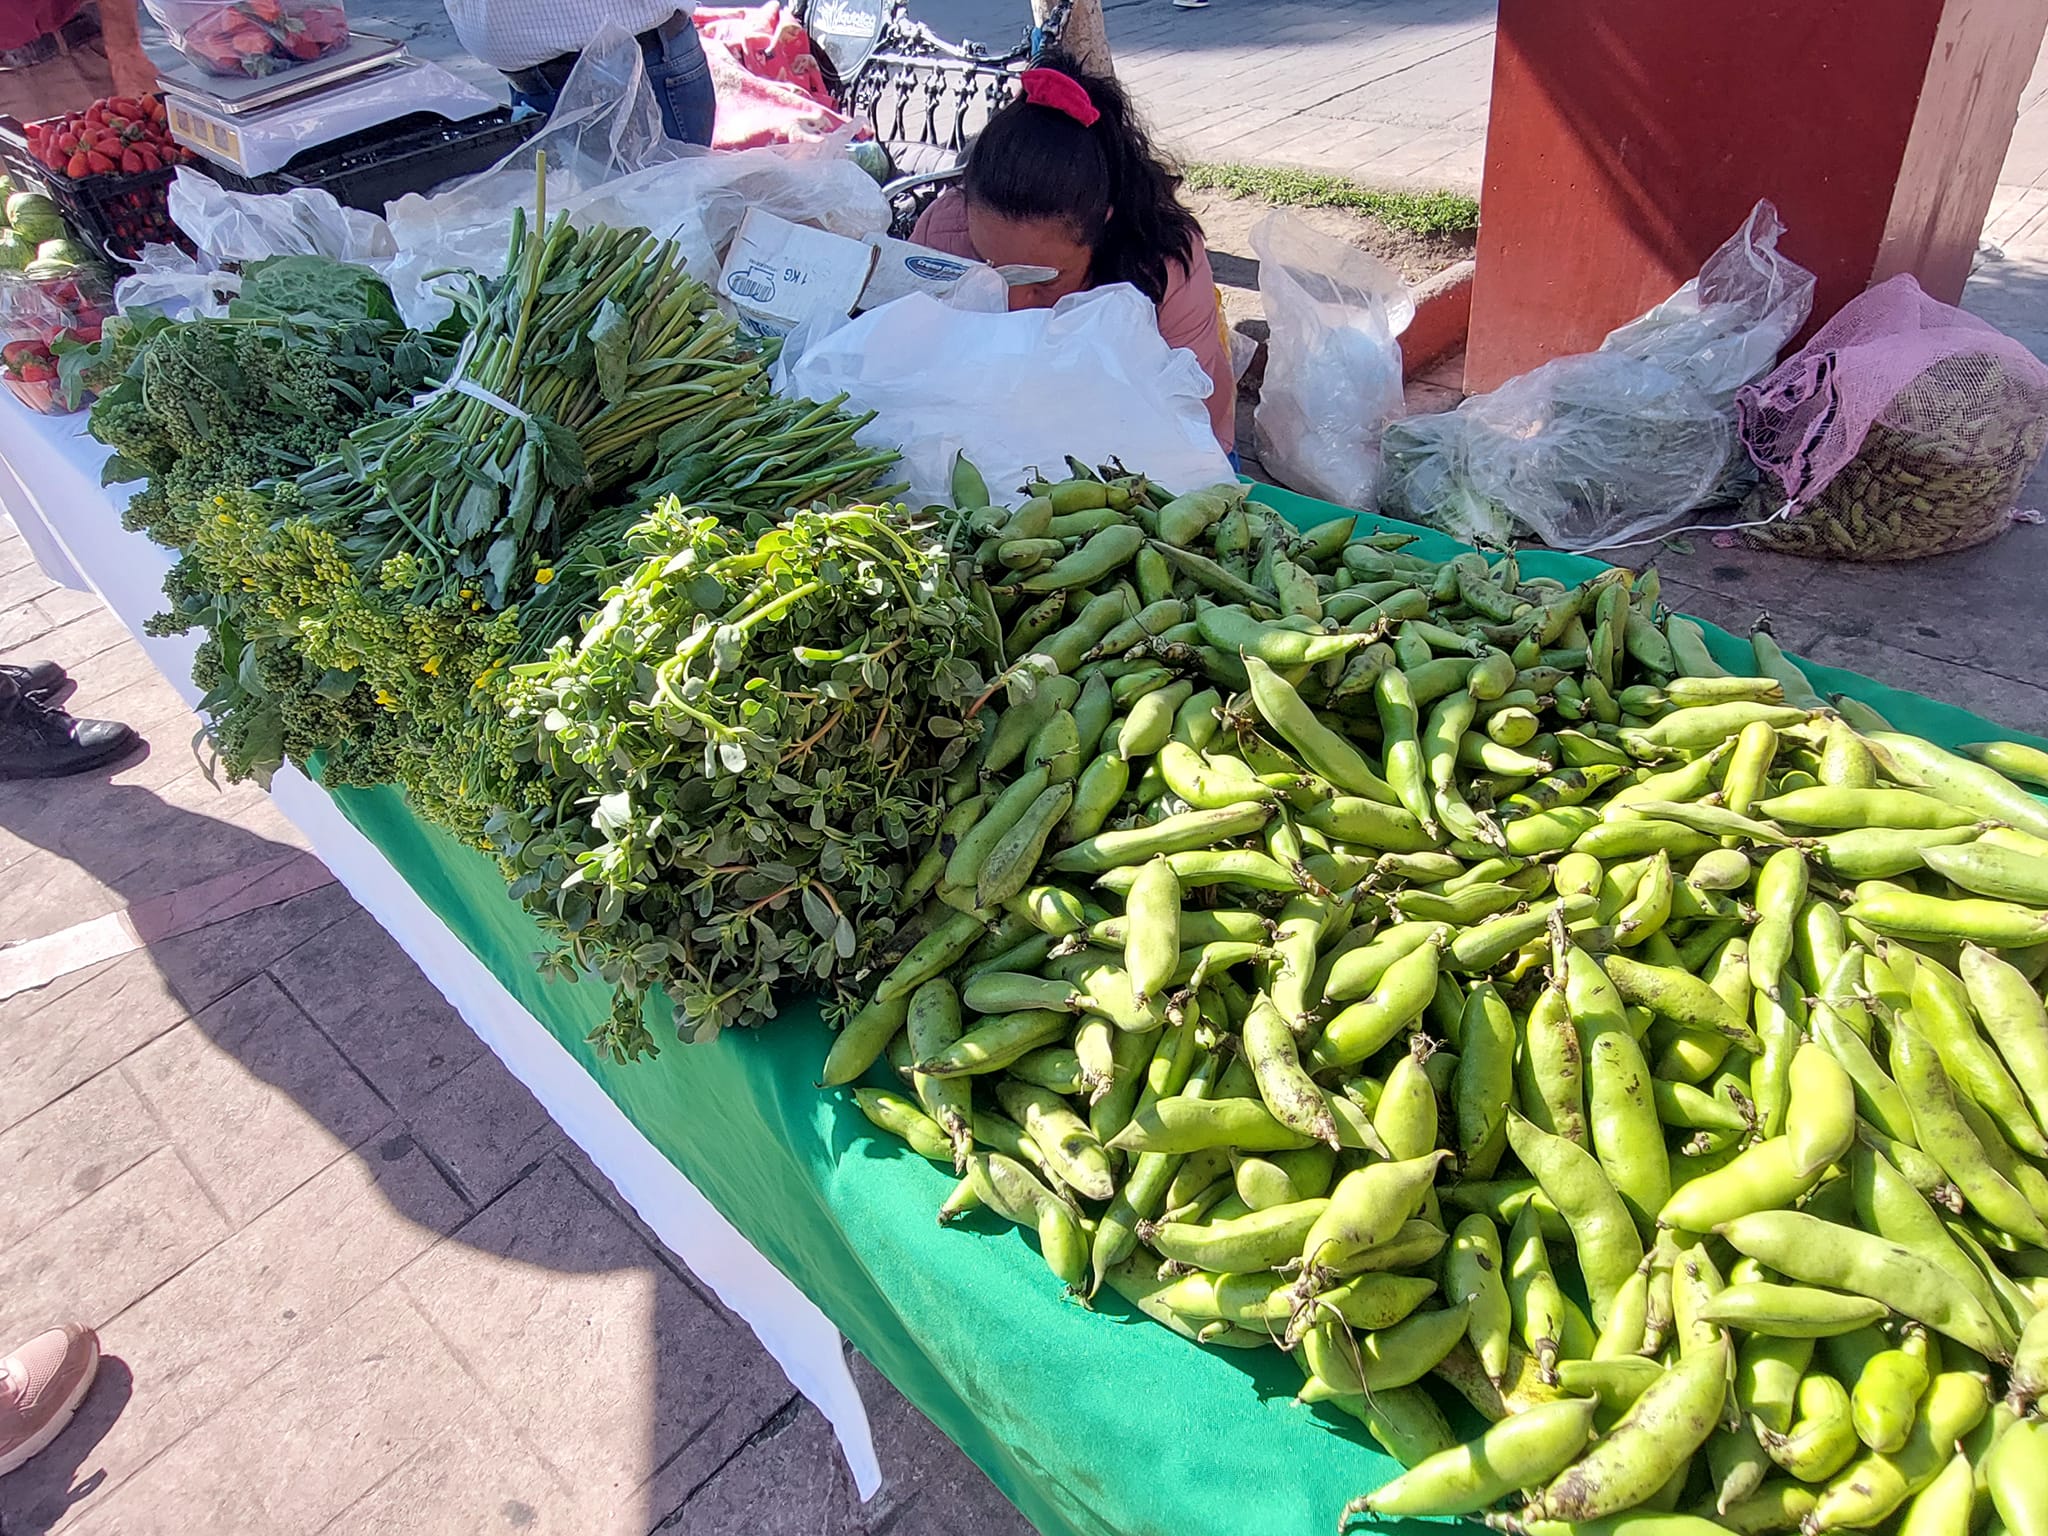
top-left (442, 0), bottom-right (692, 73)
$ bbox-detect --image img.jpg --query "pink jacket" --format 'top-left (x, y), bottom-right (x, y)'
top-left (912, 190), bottom-right (1237, 453)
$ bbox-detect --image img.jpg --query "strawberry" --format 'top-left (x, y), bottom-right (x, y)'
top-left (86, 149), bottom-right (116, 175)
top-left (121, 148), bottom-right (143, 173)
top-left (18, 362), bottom-right (57, 384)
top-left (66, 152), bottom-right (90, 178)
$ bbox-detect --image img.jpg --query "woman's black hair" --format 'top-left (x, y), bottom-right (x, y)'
top-left (963, 50), bottom-right (1201, 305)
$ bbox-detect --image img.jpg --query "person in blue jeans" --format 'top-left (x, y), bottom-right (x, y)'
top-left (442, 2), bottom-right (717, 146)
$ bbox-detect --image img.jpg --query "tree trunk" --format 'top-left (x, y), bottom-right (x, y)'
top-left (1034, 0), bottom-right (1113, 78)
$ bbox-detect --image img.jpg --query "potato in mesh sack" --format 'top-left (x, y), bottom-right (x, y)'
top-left (1738, 274), bottom-right (2048, 559)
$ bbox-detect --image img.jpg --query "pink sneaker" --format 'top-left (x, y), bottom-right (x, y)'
top-left (0, 1324), bottom-right (100, 1477)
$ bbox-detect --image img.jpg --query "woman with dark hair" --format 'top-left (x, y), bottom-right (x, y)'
top-left (911, 53), bottom-right (1237, 455)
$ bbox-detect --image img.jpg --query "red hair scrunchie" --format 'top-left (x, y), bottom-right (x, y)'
top-left (1019, 67), bottom-right (1101, 128)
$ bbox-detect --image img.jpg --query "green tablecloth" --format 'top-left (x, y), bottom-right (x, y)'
top-left (321, 486), bottom-right (2048, 1536)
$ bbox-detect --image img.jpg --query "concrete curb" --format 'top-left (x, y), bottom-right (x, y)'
top-left (1399, 258), bottom-right (1475, 380)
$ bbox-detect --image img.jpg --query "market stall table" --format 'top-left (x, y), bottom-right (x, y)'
top-left (6, 390), bottom-right (2047, 1536)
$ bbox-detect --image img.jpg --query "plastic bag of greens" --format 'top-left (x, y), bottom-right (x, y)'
top-left (1250, 210), bottom-right (1411, 509)
top-left (1381, 200), bottom-right (1814, 550)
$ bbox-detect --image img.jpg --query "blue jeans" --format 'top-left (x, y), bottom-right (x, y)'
top-left (507, 17), bottom-right (717, 147)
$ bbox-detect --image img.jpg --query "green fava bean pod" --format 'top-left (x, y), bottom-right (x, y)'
top-left (1327, 1384), bottom-right (1460, 1471)
top-left (2008, 1308), bottom-right (2048, 1411)
top-left (1525, 1332), bottom-right (1731, 1523)
top-left (1356, 1042), bottom-right (1430, 1165)
top-left (1505, 1112), bottom-right (1645, 1328)
top-left (993, 1080), bottom-right (1113, 1201)
top-left (1375, 663), bottom-right (1438, 832)
top-left (1518, 978), bottom-right (1590, 1148)
top-left (1346, 1396), bottom-right (1601, 1518)
top-left (1116, 678), bottom-right (1194, 762)
top-left (1696, 1281), bottom-right (1888, 1337)
top-left (1299, 1151), bottom-right (1451, 1278)
top-left (820, 991), bottom-right (910, 1087)
top-left (1060, 751), bottom-right (1130, 845)
top-left (1852, 881), bottom-right (2048, 947)
top-left (1244, 990), bottom-right (1340, 1147)
top-left (1155, 739), bottom-right (1274, 812)
top-left (1568, 946), bottom-right (1670, 1238)
top-left (1809, 1371), bottom-right (1990, 1533)
top-left (1069, 665), bottom-right (1115, 757)
top-left (1600, 951), bottom-right (1760, 1050)
top-left (1297, 1303), bottom-right (1472, 1398)
top-left (1988, 1415), bottom-right (2048, 1536)
top-left (1852, 1330), bottom-right (1934, 1453)
top-left (1910, 958), bottom-right (2048, 1158)
top-left (1759, 1371), bottom-right (1860, 1483)
top-left (1738, 1331), bottom-right (1815, 1436)
top-left (853, 1087), bottom-right (954, 1161)
top-left (905, 980), bottom-right (972, 1169)
top-left (974, 781), bottom-right (1075, 911)
top-left (1925, 842), bottom-right (2048, 907)
top-left (1899, 1445), bottom-right (1978, 1536)
top-left (1959, 944), bottom-right (2048, 1137)
top-left (1242, 654), bottom-right (1400, 805)
top-left (916, 1008), bottom-right (1068, 1077)
top-left (1554, 1356), bottom-right (1663, 1416)
top-left (1455, 982), bottom-right (1517, 1180)
top-left (1046, 802), bottom-right (1274, 875)
top-left (1592, 1267), bottom-right (1650, 1359)
top-left (1109, 1094), bottom-right (1317, 1155)
top-left (1121, 856), bottom-right (1181, 1012)
top-left (1865, 730), bottom-right (2048, 840)
top-left (1446, 1212), bottom-right (1513, 1385)
top-left (1890, 1018), bottom-right (2048, 1249)
top-left (1146, 1195), bottom-right (1329, 1272)
top-left (1785, 1041), bottom-right (1858, 1178)
top-left (1715, 1209), bottom-right (2016, 1360)
top-left (1507, 1200), bottom-right (1569, 1382)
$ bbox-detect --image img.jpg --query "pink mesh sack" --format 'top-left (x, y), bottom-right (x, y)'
top-left (1738, 274), bottom-right (2048, 559)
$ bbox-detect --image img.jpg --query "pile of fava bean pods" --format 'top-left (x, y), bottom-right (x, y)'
top-left (819, 466), bottom-right (2048, 1536)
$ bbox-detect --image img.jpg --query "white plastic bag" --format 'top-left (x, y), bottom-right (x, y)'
top-left (380, 26), bottom-right (888, 329)
top-left (784, 285), bottom-right (1234, 508)
top-left (1251, 211), bottom-right (1412, 509)
top-left (113, 243), bottom-right (241, 319)
top-left (168, 167), bottom-right (396, 264)
top-left (1380, 199), bottom-right (1816, 550)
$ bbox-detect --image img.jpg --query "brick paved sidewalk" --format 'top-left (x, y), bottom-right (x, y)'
top-left (0, 529), bottom-right (1032, 1535)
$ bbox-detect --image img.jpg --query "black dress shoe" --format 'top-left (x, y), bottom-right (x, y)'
top-left (0, 660), bottom-right (68, 702)
top-left (0, 695), bottom-right (138, 780)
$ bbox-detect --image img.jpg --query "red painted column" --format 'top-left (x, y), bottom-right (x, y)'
top-left (1464, 0), bottom-right (2047, 393)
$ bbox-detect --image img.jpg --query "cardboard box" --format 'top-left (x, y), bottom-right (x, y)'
top-left (717, 207), bottom-right (876, 338)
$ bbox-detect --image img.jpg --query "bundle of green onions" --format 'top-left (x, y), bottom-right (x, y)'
top-left (295, 166), bottom-right (783, 609)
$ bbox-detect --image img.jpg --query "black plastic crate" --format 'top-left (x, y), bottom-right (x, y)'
top-left (0, 119), bottom-right (189, 266)
top-left (201, 108), bottom-right (542, 214)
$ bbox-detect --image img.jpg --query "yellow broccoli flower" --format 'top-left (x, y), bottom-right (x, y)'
top-left (534, 567), bottom-right (555, 586)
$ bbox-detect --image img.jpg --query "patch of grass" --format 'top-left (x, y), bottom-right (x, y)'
top-left (1183, 162), bottom-right (1480, 238)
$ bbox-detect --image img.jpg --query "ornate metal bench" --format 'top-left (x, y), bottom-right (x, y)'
top-left (798, 0), bottom-right (1072, 236)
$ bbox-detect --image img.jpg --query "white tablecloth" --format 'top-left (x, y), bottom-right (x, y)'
top-left (0, 396), bottom-right (884, 1495)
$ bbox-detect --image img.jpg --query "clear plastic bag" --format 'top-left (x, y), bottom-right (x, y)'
top-left (1381, 199), bottom-right (1815, 550)
top-left (167, 167), bottom-right (395, 265)
top-left (380, 25), bottom-right (888, 329)
top-left (784, 285), bottom-right (1234, 509)
top-left (144, 0), bottom-right (350, 79)
top-left (1738, 273), bottom-right (2048, 559)
top-left (1250, 210), bottom-right (1412, 509)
